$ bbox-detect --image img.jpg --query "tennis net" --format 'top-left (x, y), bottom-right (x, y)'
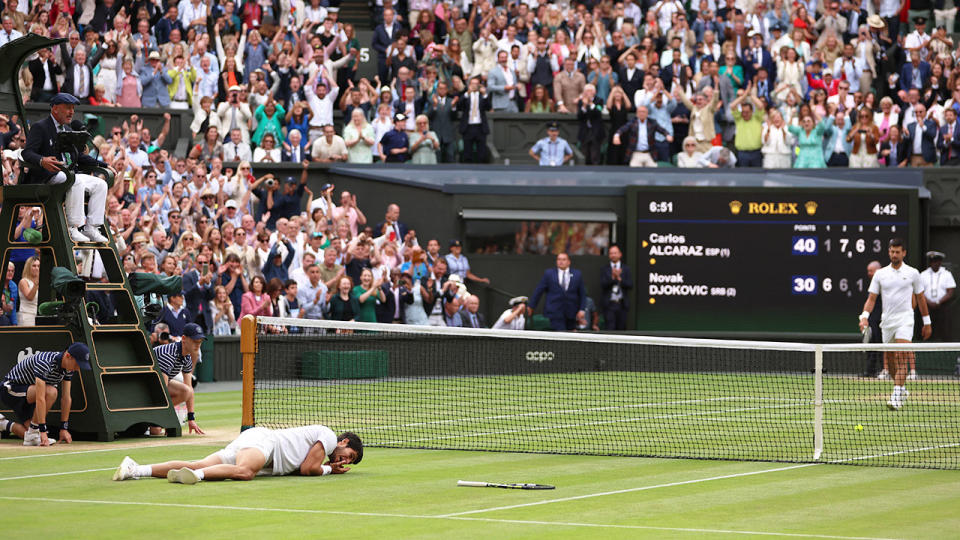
top-left (241, 316), bottom-right (960, 469)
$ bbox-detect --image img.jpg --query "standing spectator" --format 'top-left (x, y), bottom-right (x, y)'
top-left (311, 124), bottom-right (349, 162)
top-left (182, 254), bottom-right (216, 332)
top-left (399, 272), bottom-right (431, 325)
top-left (351, 268), bottom-right (385, 323)
top-left (487, 50), bottom-right (519, 112)
top-left (457, 77), bottom-right (491, 163)
top-left (218, 86), bottom-right (253, 144)
top-left (424, 81), bottom-right (458, 163)
top-left (612, 105), bottom-right (673, 167)
top-left (372, 8), bottom-right (402, 83)
top-left (904, 103), bottom-right (938, 166)
top-left (789, 112), bottom-right (834, 168)
top-left (140, 51), bottom-right (172, 108)
top-left (409, 115), bottom-right (440, 164)
top-left (344, 109), bottom-right (376, 163)
top-left (297, 264), bottom-right (328, 321)
top-left (576, 84), bottom-right (605, 164)
top-left (618, 52), bottom-right (643, 101)
top-left (676, 87), bottom-right (720, 152)
top-left (920, 251), bottom-right (955, 342)
top-left (529, 252), bottom-right (587, 332)
top-left (938, 108), bottom-right (960, 165)
top-left (326, 276), bottom-right (356, 321)
top-left (761, 109), bottom-right (794, 168)
top-left (252, 99), bottom-right (286, 148)
top-left (526, 36), bottom-right (557, 98)
top-left (588, 56), bottom-right (618, 102)
top-left (639, 80), bottom-right (676, 161)
top-left (600, 244), bottom-right (632, 331)
top-left (605, 86), bottom-right (633, 165)
top-left (554, 57), bottom-right (586, 114)
top-left (28, 48), bottom-right (61, 103)
top-left (880, 125), bottom-right (909, 167)
top-left (823, 110), bottom-right (852, 167)
top-left (529, 121), bottom-right (574, 166)
top-left (445, 239), bottom-right (489, 284)
top-left (277, 280), bottom-right (301, 320)
top-left (848, 108), bottom-right (881, 167)
top-left (241, 275), bottom-right (273, 319)
top-left (729, 86), bottom-right (766, 167)
top-left (17, 256), bottom-right (38, 327)
top-left (161, 293), bottom-right (189, 338)
top-left (63, 46), bottom-right (94, 102)
top-left (379, 113), bottom-right (410, 163)
top-left (0, 261), bottom-right (16, 326)
top-left (210, 285), bottom-right (238, 336)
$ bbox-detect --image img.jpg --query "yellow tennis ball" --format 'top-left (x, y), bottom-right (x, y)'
top-left (855, 424), bottom-right (863, 431)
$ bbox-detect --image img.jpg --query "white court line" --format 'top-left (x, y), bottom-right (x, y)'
top-left (435, 463), bottom-right (818, 517)
top-left (0, 439), bottom-right (226, 461)
top-left (0, 467), bottom-right (115, 481)
top-left (0, 495), bottom-right (901, 540)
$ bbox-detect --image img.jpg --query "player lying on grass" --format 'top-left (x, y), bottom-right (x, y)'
top-left (0, 343), bottom-right (91, 446)
top-left (113, 425), bottom-right (363, 484)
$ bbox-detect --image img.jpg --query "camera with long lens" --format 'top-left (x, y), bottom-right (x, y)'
top-left (55, 120), bottom-right (93, 168)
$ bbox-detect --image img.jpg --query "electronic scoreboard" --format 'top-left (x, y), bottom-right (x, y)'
top-left (626, 187), bottom-right (921, 335)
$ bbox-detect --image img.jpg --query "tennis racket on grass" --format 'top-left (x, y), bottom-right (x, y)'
top-left (457, 480), bottom-right (555, 490)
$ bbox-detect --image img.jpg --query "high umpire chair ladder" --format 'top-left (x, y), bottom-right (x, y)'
top-left (0, 34), bottom-right (180, 440)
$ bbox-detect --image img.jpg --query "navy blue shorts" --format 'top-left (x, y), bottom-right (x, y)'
top-left (1, 381), bottom-right (35, 424)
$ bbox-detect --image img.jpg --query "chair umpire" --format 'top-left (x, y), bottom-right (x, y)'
top-left (21, 92), bottom-right (112, 243)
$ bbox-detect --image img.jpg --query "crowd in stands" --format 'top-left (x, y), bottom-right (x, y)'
top-left (2, 0), bottom-right (960, 332)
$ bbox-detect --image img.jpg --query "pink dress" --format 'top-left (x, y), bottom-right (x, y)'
top-left (117, 74), bottom-right (141, 107)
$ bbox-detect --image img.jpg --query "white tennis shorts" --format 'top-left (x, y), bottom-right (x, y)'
top-left (217, 427), bottom-right (275, 470)
top-left (881, 313), bottom-right (914, 343)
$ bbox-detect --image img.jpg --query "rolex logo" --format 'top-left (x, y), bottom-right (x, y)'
top-left (805, 201), bottom-right (818, 216)
top-left (729, 200), bottom-right (742, 215)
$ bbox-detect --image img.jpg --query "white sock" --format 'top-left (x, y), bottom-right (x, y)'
top-left (0, 419), bottom-right (9, 432)
top-left (195, 469), bottom-right (205, 480)
top-left (135, 465), bottom-right (152, 478)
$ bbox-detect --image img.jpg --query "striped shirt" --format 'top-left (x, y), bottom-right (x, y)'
top-left (153, 342), bottom-right (193, 377)
top-left (3, 352), bottom-right (73, 386)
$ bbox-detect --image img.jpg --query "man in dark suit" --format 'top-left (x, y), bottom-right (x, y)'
top-left (457, 76), bottom-right (491, 163)
top-left (612, 105), bottom-right (672, 167)
top-left (371, 8), bottom-right (403, 83)
top-left (600, 244), bottom-right (633, 331)
top-left (376, 270), bottom-right (399, 323)
top-left (879, 125), bottom-right (909, 166)
top-left (530, 252), bottom-right (587, 331)
top-left (900, 50), bottom-right (931, 92)
top-left (62, 46), bottom-right (95, 102)
top-left (374, 204), bottom-right (410, 242)
top-left (938, 107), bottom-right (960, 165)
top-left (617, 52), bottom-right (644, 101)
top-left (577, 85), bottom-right (605, 164)
top-left (28, 48), bottom-right (61, 103)
top-left (904, 103), bottom-right (938, 166)
top-left (392, 85), bottom-right (425, 128)
top-left (425, 80), bottom-right (459, 163)
top-left (743, 31), bottom-right (775, 84)
top-left (182, 253), bottom-right (216, 332)
top-left (21, 93), bottom-right (112, 243)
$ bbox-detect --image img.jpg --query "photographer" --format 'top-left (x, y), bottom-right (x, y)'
top-left (21, 93), bottom-right (113, 243)
top-left (150, 322), bottom-right (173, 346)
top-left (216, 85), bottom-right (252, 144)
top-left (251, 162), bottom-right (309, 231)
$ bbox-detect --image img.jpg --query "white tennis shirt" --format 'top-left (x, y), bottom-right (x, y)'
top-left (868, 263), bottom-right (924, 327)
top-left (270, 425), bottom-right (338, 476)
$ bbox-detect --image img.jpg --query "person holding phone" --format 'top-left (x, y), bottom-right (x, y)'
top-left (182, 254), bottom-right (216, 334)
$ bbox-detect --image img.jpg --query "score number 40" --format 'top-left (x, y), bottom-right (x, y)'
top-left (793, 236), bottom-right (882, 255)
top-left (792, 276), bottom-right (864, 294)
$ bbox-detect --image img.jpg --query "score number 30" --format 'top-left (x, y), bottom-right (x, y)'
top-left (792, 276), bottom-right (862, 294)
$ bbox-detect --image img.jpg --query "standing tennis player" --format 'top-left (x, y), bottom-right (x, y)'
top-left (858, 238), bottom-right (932, 410)
top-left (113, 425), bottom-right (362, 483)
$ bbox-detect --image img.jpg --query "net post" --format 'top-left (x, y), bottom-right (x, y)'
top-left (813, 345), bottom-right (824, 461)
top-left (240, 315), bottom-right (257, 431)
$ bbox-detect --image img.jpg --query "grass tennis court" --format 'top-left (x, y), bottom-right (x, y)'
top-left (2, 386), bottom-right (959, 539)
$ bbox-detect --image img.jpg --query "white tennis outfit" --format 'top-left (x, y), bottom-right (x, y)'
top-left (868, 262), bottom-right (925, 342)
top-left (217, 425), bottom-right (338, 476)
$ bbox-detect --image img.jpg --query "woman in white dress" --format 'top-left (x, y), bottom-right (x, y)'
top-left (17, 256), bottom-right (39, 327)
top-left (94, 40), bottom-right (123, 102)
top-left (761, 109), bottom-right (794, 168)
top-left (775, 47), bottom-right (804, 101)
top-left (343, 109), bottom-right (376, 163)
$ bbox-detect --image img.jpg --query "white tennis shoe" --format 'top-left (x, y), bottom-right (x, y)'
top-left (167, 468), bottom-right (200, 485)
top-left (113, 456), bottom-right (139, 481)
top-left (907, 369), bottom-right (917, 380)
top-left (22, 428), bottom-right (40, 446)
top-left (877, 370), bottom-right (890, 380)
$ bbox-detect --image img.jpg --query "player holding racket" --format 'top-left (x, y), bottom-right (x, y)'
top-left (858, 238), bottom-right (932, 410)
